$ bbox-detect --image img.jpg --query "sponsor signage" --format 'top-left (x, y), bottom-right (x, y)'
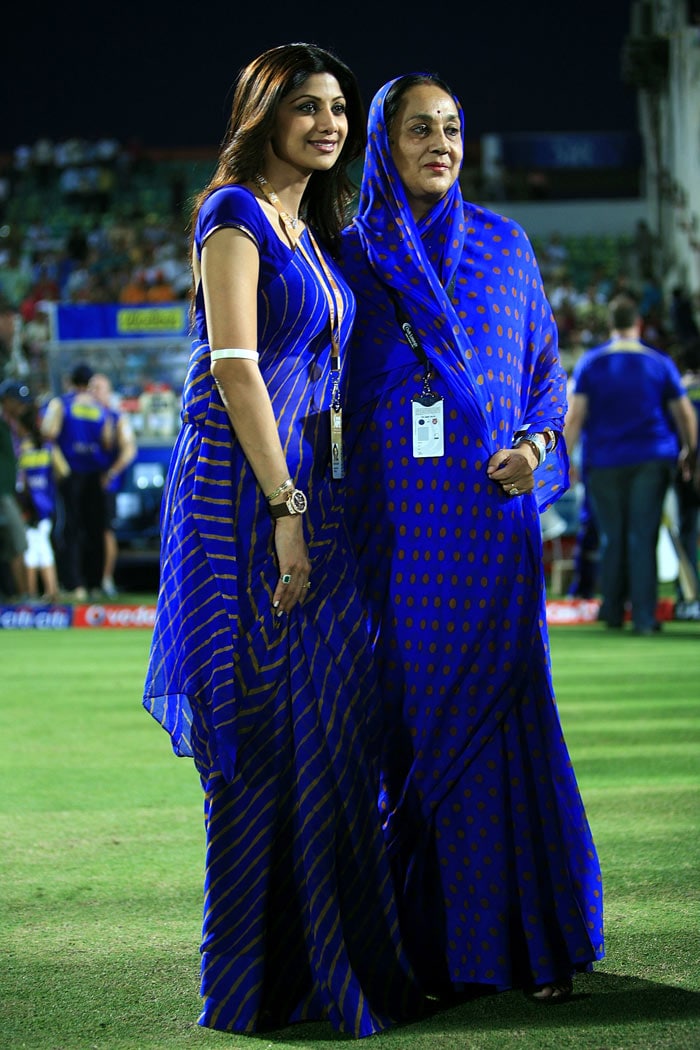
top-left (73, 603), bottom-right (157, 628)
top-left (0, 604), bottom-right (73, 629)
top-left (56, 304), bottom-right (189, 341)
top-left (0, 603), bottom-right (157, 628)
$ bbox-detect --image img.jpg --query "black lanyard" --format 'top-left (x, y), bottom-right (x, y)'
top-left (387, 274), bottom-right (456, 399)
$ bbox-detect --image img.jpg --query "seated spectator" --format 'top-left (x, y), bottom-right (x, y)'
top-left (145, 270), bottom-right (176, 303)
top-left (540, 230), bottom-right (569, 279)
top-left (20, 266), bottom-right (60, 323)
top-left (119, 271), bottom-right (150, 304)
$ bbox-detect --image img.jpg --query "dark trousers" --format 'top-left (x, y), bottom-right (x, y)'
top-left (587, 459), bottom-right (674, 632)
top-left (54, 472), bottom-right (106, 591)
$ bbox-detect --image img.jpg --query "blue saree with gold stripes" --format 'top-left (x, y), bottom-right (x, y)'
top-left (143, 186), bottom-right (420, 1035)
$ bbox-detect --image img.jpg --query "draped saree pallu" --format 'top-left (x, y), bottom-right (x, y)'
top-left (143, 186), bottom-right (420, 1035)
top-left (339, 78), bottom-right (604, 995)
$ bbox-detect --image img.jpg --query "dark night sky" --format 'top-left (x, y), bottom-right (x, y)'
top-left (5, 2), bottom-right (638, 152)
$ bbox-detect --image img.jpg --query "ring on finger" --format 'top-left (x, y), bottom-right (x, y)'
top-left (281, 573), bottom-right (292, 584)
top-left (508, 485), bottom-right (520, 496)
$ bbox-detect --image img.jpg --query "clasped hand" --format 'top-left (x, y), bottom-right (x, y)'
top-left (486, 447), bottom-right (536, 496)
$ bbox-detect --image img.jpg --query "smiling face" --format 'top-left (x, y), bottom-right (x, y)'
top-left (388, 83), bottom-right (463, 220)
top-left (267, 72), bottom-right (348, 176)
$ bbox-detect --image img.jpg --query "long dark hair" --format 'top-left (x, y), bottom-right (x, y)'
top-left (190, 42), bottom-right (365, 260)
top-left (383, 72), bottom-right (456, 135)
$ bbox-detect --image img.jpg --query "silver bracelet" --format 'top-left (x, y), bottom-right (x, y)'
top-left (266, 477), bottom-right (293, 502)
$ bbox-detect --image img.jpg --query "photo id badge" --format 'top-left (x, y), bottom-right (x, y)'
top-left (330, 406), bottom-right (345, 479)
top-left (412, 394), bottom-right (444, 458)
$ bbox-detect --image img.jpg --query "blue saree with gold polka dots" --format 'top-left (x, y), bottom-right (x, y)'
top-left (340, 78), bottom-right (604, 994)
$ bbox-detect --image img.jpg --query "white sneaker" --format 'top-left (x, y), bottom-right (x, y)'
top-left (101, 578), bottom-right (118, 598)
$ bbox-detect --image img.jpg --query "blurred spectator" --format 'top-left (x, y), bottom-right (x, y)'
top-left (607, 270), bottom-right (640, 302)
top-left (119, 271), bottom-right (150, 304)
top-left (20, 267), bottom-right (59, 322)
top-left (565, 295), bottom-right (697, 635)
top-left (20, 305), bottom-right (52, 391)
top-left (15, 401), bottom-right (65, 602)
top-left (575, 283), bottom-right (609, 348)
top-left (673, 337), bottom-right (700, 615)
top-left (88, 373), bottom-right (137, 597)
top-left (0, 248), bottom-right (33, 308)
top-left (65, 224), bottom-right (89, 265)
top-left (540, 230), bottom-right (569, 280)
top-left (0, 168), bottom-right (10, 223)
top-left (13, 145), bottom-right (31, 177)
top-left (41, 362), bottom-right (112, 600)
top-left (0, 379), bottom-right (30, 599)
top-left (32, 138), bottom-right (55, 188)
top-left (669, 285), bottom-right (700, 346)
top-left (631, 219), bottom-right (657, 281)
top-left (639, 273), bottom-right (663, 319)
top-left (0, 300), bottom-right (16, 373)
top-left (145, 270), bottom-right (176, 302)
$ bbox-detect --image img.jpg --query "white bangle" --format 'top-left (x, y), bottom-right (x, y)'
top-left (210, 348), bottom-right (259, 362)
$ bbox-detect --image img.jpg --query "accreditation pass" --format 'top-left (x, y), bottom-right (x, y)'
top-left (412, 393), bottom-right (444, 458)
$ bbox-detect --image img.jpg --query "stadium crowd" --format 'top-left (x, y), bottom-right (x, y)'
top-left (1, 138), bottom-right (698, 609)
top-left (1, 137), bottom-right (699, 392)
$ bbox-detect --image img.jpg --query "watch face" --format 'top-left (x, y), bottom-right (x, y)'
top-left (290, 489), bottom-right (307, 514)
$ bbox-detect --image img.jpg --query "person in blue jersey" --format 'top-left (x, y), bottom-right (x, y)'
top-left (15, 399), bottom-right (67, 602)
top-left (339, 73), bottom-right (604, 1005)
top-left (40, 362), bottom-right (112, 599)
top-left (88, 373), bottom-right (137, 597)
top-left (142, 44), bottom-right (421, 1037)
top-left (565, 294), bottom-right (697, 633)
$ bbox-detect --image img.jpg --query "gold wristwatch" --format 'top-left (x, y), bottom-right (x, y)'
top-left (268, 488), bottom-right (308, 518)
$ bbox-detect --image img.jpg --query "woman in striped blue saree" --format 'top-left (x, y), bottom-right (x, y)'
top-left (340, 74), bottom-right (604, 1005)
top-left (143, 46), bottom-right (420, 1037)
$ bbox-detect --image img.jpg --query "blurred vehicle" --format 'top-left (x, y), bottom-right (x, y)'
top-left (113, 450), bottom-right (171, 554)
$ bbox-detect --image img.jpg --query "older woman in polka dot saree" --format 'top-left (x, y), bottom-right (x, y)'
top-left (340, 74), bottom-right (604, 1004)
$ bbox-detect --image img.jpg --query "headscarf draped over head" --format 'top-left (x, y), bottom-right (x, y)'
top-left (342, 75), bottom-right (569, 510)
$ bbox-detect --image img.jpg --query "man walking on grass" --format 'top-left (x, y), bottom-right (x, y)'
top-left (564, 294), bottom-right (697, 635)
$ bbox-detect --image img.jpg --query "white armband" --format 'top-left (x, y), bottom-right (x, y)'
top-left (210, 348), bottom-right (259, 362)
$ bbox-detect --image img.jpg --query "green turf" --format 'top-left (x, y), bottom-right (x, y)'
top-left (1, 623), bottom-right (699, 1049)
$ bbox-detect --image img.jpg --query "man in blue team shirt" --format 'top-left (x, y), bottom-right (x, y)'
top-left (41, 362), bottom-right (112, 600)
top-left (565, 294), bottom-right (697, 634)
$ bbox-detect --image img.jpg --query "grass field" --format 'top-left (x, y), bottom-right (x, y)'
top-left (1, 621), bottom-right (699, 1050)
